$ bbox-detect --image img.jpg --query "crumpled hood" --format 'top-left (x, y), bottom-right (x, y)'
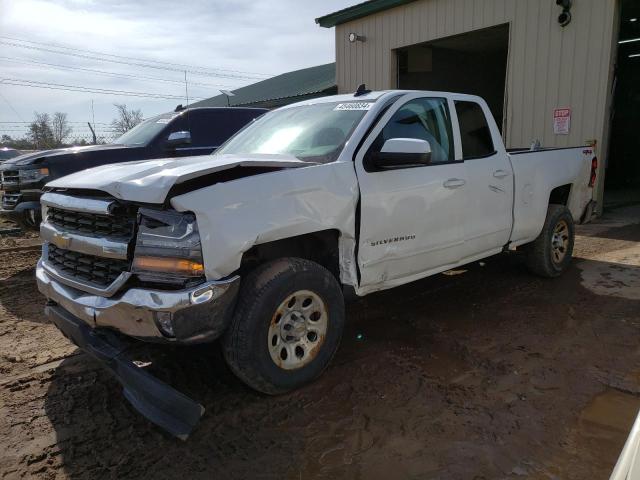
top-left (45, 153), bottom-right (313, 204)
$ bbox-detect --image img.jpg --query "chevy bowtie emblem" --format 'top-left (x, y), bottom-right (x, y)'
top-left (52, 232), bottom-right (71, 249)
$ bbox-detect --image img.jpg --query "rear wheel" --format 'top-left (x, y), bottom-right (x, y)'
top-left (222, 257), bottom-right (345, 394)
top-left (524, 204), bottom-right (574, 277)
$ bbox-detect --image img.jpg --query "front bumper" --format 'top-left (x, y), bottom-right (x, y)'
top-left (45, 304), bottom-right (205, 439)
top-left (36, 260), bottom-right (240, 343)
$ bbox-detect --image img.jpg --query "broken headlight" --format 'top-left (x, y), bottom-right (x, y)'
top-left (132, 208), bottom-right (205, 287)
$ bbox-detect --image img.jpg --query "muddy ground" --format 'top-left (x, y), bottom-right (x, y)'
top-left (1, 207), bottom-right (639, 480)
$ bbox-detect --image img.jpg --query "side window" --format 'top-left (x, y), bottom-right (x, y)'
top-left (187, 110), bottom-right (260, 148)
top-left (163, 115), bottom-right (185, 136)
top-left (368, 97), bottom-right (454, 165)
top-left (454, 101), bottom-right (495, 159)
top-left (184, 111), bottom-right (213, 148)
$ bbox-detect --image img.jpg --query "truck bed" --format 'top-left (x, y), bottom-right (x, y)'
top-left (507, 145), bottom-right (595, 247)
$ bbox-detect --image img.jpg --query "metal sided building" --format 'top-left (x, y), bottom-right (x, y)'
top-left (317, 0), bottom-right (640, 212)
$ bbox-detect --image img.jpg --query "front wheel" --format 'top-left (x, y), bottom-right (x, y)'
top-left (14, 208), bottom-right (42, 231)
top-left (524, 204), bottom-right (575, 278)
top-left (222, 257), bottom-right (345, 395)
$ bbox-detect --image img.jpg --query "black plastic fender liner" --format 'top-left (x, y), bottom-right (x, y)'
top-left (45, 305), bottom-right (204, 440)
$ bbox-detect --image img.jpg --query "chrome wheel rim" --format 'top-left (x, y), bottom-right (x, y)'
top-left (268, 290), bottom-right (328, 370)
top-left (551, 219), bottom-right (569, 264)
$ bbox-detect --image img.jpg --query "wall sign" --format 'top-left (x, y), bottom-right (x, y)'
top-left (553, 108), bottom-right (571, 135)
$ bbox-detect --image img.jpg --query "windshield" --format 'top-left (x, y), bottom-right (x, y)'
top-left (114, 113), bottom-right (177, 146)
top-left (0, 149), bottom-right (19, 160)
top-left (214, 101), bottom-right (374, 163)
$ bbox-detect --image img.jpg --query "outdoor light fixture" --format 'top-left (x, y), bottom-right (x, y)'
top-left (630, 18), bottom-right (638, 22)
top-left (220, 89), bottom-right (235, 107)
top-left (556, 0), bottom-right (572, 27)
top-left (348, 32), bottom-right (366, 43)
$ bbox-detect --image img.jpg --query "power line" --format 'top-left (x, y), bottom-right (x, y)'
top-left (0, 35), bottom-right (271, 78)
top-left (0, 78), bottom-right (204, 100)
top-left (0, 39), bottom-right (270, 81)
top-left (0, 121), bottom-right (110, 125)
top-left (0, 56), bottom-right (241, 90)
top-left (0, 90), bottom-right (25, 121)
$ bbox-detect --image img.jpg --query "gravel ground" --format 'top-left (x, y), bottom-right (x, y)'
top-left (1, 207), bottom-right (639, 480)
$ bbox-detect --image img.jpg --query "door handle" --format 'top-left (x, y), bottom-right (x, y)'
top-left (443, 178), bottom-right (466, 189)
top-left (493, 169), bottom-right (510, 179)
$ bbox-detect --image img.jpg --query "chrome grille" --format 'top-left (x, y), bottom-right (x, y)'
top-left (47, 206), bottom-right (135, 239)
top-left (0, 170), bottom-right (19, 187)
top-left (1, 193), bottom-right (20, 209)
top-left (47, 244), bottom-right (130, 288)
top-left (40, 193), bottom-right (137, 295)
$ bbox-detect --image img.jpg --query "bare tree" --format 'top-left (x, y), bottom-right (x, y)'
top-left (51, 112), bottom-right (72, 147)
top-left (28, 112), bottom-right (55, 150)
top-left (110, 103), bottom-right (143, 135)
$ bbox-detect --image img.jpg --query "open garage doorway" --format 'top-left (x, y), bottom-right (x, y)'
top-left (605, 0), bottom-right (640, 207)
top-left (397, 24), bottom-right (509, 134)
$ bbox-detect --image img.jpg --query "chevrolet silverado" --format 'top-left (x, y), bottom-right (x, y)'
top-left (35, 89), bottom-right (598, 438)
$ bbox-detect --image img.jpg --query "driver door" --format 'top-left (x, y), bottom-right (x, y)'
top-left (354, 95), bottom-right (467, 292)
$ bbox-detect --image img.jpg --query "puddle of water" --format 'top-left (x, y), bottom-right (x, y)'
top-left (578, 245), bottom-right (640, 300)
top-left (576, 389), bottom-right (640, 476)
top-left (541, 390), bottom-right (640, 479)
top-left (579, 389), bottom-right (640, 445)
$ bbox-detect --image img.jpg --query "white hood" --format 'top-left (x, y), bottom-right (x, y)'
top-left (45, 153), bottom-right (311, 204)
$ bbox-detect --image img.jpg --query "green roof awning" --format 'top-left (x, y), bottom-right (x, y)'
top-left (190, 63), bottom-right (336, 109)
top-left (316, 0), bottom-right (418, 28)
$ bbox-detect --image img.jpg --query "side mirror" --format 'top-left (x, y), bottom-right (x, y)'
top-left (166, 131), bottom-right (191, 148)
top-left (372, 138), bottom-right (432, 169)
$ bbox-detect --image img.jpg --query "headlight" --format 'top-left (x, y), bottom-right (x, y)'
top-left (132, 208), bottom-right (205, 287)
top-left (19, 167), bottom-right (49, 184)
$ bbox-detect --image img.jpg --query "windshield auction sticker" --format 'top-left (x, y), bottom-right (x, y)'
top-left (334, 102), bottom-right (373, 111)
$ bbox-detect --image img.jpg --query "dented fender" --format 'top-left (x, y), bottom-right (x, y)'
top-left (170, 162), bottom-right (360, 287)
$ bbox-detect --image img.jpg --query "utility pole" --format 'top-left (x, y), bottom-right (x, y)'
top-left (184, 71), bottom-right (189, 106)
top-left (87, 122), bottom-right (97, 145)
top-left (90, 100), bottom-right (96, 144)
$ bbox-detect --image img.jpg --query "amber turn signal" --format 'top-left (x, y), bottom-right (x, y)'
top-left (133, 257), bottom-right (204, 276)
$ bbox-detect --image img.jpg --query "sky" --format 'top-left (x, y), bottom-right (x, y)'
top-left (0, 0), bottom-right (354, 142)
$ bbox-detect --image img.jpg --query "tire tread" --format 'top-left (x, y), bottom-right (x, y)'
top-left (222, 257), bottom-right (343, 395)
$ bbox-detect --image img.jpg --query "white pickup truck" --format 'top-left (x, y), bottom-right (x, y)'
top-left (36, 89), bottom-right (598, 438)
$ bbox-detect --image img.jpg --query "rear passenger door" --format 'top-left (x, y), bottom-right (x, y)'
top-left (453, 98), bottom-right (513, 260)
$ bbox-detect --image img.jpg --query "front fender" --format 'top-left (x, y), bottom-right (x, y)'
top-left (170, 162), bottom-right (359, 286)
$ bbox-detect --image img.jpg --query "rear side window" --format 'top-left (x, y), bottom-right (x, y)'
top-left (454, 101), bottom-right (495, 159)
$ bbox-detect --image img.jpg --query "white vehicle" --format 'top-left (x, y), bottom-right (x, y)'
top-left (36, 89), bottom-right (598, 438)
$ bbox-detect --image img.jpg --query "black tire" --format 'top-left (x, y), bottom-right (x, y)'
top-left (14, 209), bottom-right (41, 231)
top-left (222, 257), bottom-right (345, 395)
top-left (524, 204), bottom-right (575, 278)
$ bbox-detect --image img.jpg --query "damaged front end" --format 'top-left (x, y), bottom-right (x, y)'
top-left (46, 304), bottom-right (205, 440)
top-left (36, 191), bottom-right (240, 439)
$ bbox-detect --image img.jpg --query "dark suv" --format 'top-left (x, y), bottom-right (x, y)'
top-left (0, 107), bottom-right (266, 229)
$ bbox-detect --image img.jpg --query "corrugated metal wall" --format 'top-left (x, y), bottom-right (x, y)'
top-left (335, 0), bottom-right (617, 156)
